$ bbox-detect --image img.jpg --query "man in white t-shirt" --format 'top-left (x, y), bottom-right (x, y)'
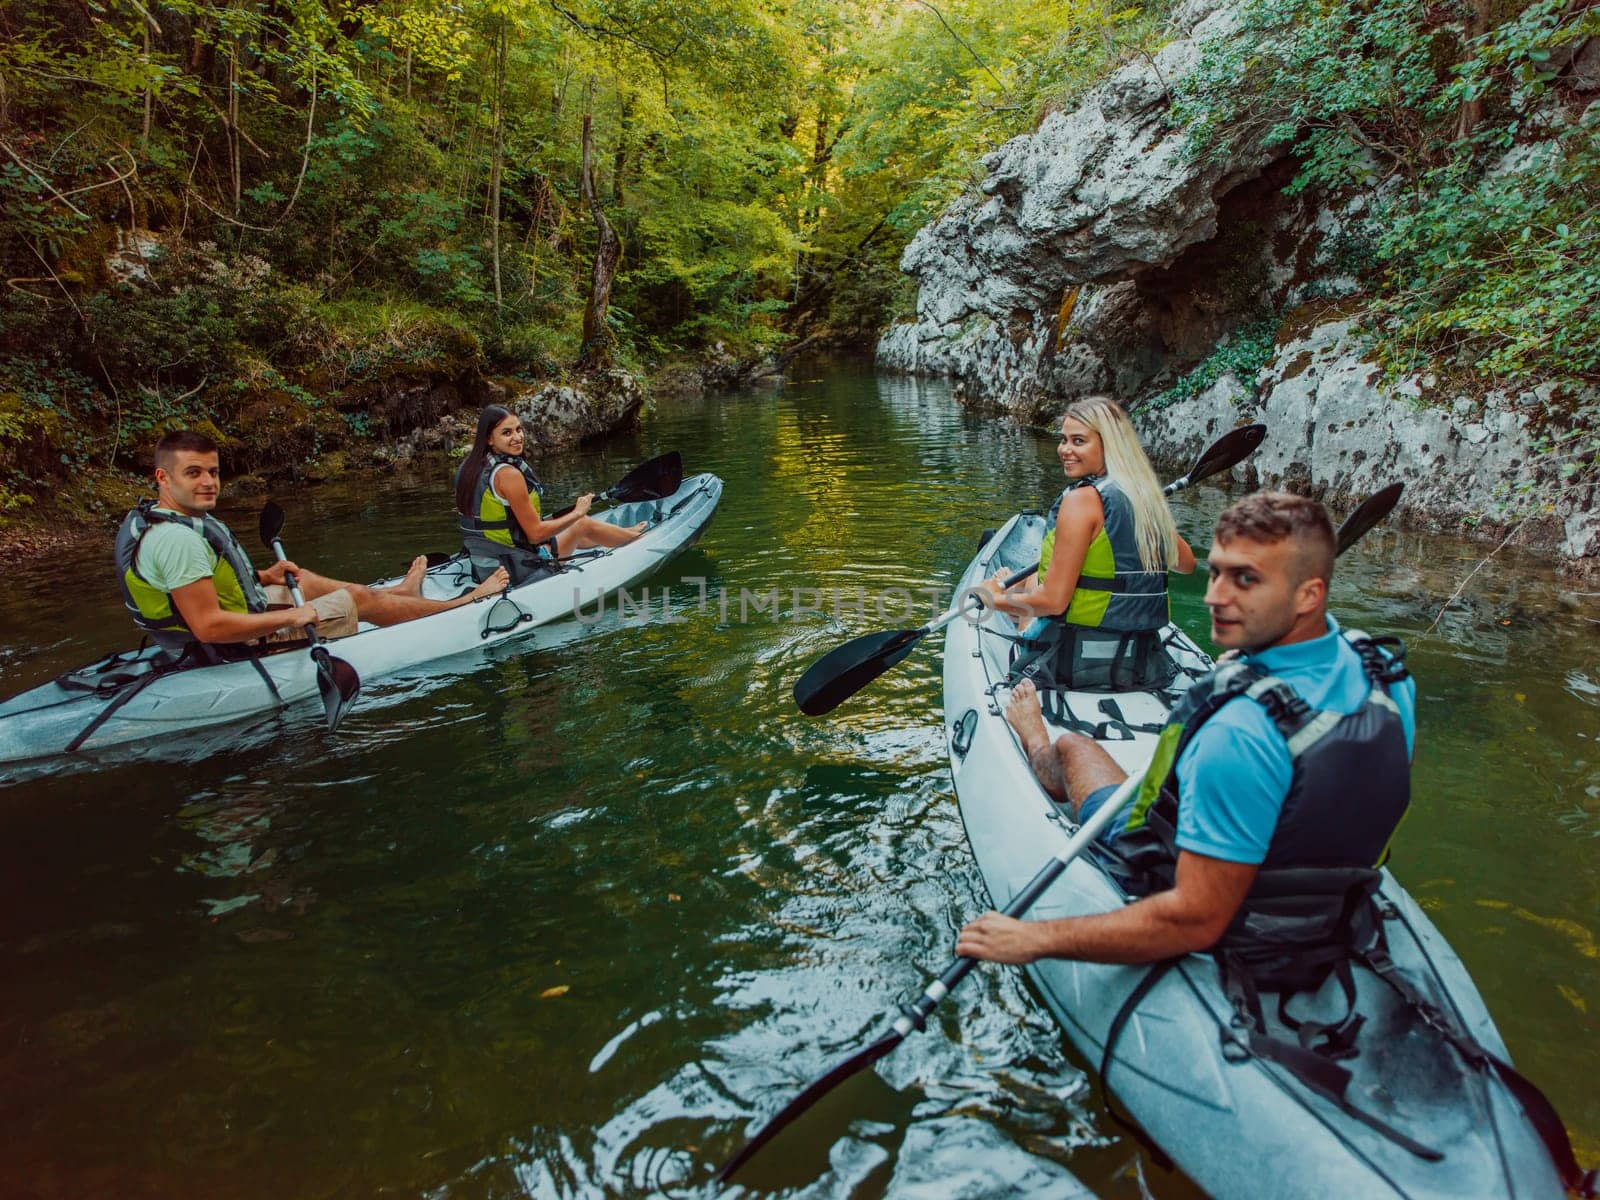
top-left (116, 430), bottom-right (508, 656)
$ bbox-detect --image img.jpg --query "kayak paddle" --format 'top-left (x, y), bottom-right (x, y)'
top-left (258, 501), bottom-right (362, 732)
top-left (549, 450), bottom-right (684, 520)
top-left (792, 424), bottom-right (1267, 716)
top-left (716, 481), bottom-right (1403, 1184)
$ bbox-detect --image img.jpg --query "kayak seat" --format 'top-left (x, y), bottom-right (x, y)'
top-left (1006, 622), bottom-right (1179, 694)
top-left (56, 646), bottom-right (169, 695)
top-left (466, 540), bottom-right (560, 586)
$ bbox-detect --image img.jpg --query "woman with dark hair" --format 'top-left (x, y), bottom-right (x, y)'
top-left (455, 405), bottom-right (645, 584)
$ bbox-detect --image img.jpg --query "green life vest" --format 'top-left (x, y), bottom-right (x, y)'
top-left (1037, 476), bottom-right (1170, 632)
top-left (115, 500), bottom-right (269, 654)
top-left (457, 453), bottom-right (545, 552)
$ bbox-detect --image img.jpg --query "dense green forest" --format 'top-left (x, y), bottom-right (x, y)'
top-left (1, 0), bottom-right (1596, 544)
top-left (0, 0), bottom-right (1145, 527)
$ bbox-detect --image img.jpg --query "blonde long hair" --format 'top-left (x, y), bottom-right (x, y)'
top-left (1062, 396), bottom-right (1179, 573)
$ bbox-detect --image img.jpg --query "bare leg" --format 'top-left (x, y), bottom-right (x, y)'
top-left (555, 515), bottom-right (647, 557)
top-left (1053, 732), bottom-right (1128, 820)
top-left (295, 566), bottom-right (509, 627)
top-left (1005, 679), bottom-right (1128, 815)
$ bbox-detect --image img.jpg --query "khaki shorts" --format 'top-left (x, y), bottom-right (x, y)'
top-left (262, 585), bottom-right (359, 641)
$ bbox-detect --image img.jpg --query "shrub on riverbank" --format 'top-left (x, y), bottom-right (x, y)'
top-left (1173, 0), bottom-right (1599, 473)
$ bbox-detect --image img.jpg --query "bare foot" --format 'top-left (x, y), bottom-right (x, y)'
top-left (393, 555), bottom-right (428, 598)
top-left (624, 521), bottom-right (647, 541)
top-left (1006, 679), bottom-right (1069, 803)
top-left (465, 566), bottom-right (510, 601)
top-left (1005, 679), bottom-right (1052, 759)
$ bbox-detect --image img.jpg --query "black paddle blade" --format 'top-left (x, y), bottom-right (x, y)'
top-left (258, 501), bottom-right (286, 549)
top-left (713, 1027), bottom-right (905, 1186)
top-left (793, 628), bottom-right (925, 716)
top-left (310, 645), bottom-right (361, 732)
top-left (1336, 483), bottom-right (1403, 556)
top-left (610, 450), bottom-right (683, 502)
top-left (548, 451), bottom-right (685, 519)
top-left (1187, 423), bottom-right (1266, 487)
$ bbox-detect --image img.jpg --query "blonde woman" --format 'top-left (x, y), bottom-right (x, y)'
top-left (981, 396), bottom-right (1196, 637)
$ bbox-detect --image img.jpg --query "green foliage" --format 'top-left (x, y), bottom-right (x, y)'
top-left (801, 1), bottom-right (1166, 332)
top-left (1147, 318), bottom-right (1280, 410)
top-left (1174, 0), bottom-right (1600, 395)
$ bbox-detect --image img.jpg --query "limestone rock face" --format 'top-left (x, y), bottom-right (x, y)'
top-left (879, 0), bottom-right (1273, 412)
top-left (1132, 319), bottom-right (1599, 561)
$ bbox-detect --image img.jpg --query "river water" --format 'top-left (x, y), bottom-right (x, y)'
top-left (0, 366), bottom-right (1594, 1198)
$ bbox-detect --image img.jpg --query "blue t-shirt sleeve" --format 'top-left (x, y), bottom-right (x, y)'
top-left (1173, 707), bottom-right (1292, 865)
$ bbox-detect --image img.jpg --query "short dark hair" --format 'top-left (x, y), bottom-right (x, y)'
top-left (153, 430), bottom-right (219, 472)
top-left (1214, 491), bottom-right (1336, 585)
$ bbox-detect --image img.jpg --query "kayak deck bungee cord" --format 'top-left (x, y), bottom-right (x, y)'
top-left (0, 473), bottom-right (722, 769)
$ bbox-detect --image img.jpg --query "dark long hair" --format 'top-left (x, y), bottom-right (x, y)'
top-left (455, 404), bottom-right (516, 516)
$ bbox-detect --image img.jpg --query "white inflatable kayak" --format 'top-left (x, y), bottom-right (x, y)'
top-left (941, 510), bottom-right (1572, 1199)
top-left (0, 472), bottom-right (722, 769)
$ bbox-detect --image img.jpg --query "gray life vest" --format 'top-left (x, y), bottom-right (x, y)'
top-left (115, 500), bottom-right (270, 655)
top-left (456, 453), bottom-right (546, 553)
top-left (455, 454), bottom-right (555, 584)
top-left (1041, 475), bottom-right (1170, 632)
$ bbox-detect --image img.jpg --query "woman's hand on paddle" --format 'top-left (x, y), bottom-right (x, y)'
top-left (980, 570), bottom-right (1012, 605)
top-left (571, 493), bottom-right (594, 517)
top-left (258, 560), bottom-right (301, 587)
top-left (957, 911), bottom-right (1045, 965)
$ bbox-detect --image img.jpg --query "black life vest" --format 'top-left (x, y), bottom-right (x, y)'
top-left (115, 500), bottom-right (269, 655)
top-left (1114, 629), bottom-right (1412, 893)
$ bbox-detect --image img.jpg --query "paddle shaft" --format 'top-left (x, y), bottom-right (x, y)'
top-left (268, 537), bottom-right (324, 645)
top-left (891, 770), bottom-right (1143, 1032)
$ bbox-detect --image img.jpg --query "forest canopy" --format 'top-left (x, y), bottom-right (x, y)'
top-left (0, 0), bottom-right (1144, 514)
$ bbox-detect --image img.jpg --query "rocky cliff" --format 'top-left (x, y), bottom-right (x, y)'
top-left (877, 0), bottom-right (1598, 563)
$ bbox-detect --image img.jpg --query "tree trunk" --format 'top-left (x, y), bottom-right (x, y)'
top-left (613, 91), bottom-right (633, 205)
top-left (1456, 0), bottom-right (1491, 138)
top-left (578, 107), bottom-right (620, 371)
top-left (797, 107), bottom-right (830, 289)
top-left (228, 40), bottom-right (242, 214)
top-left (142, 19), bottom-right (153, 146)
top-left (488, 18), bottom-right (507, 309)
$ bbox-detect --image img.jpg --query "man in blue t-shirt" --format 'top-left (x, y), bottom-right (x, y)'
top-left (957, 491), bottom-right (1416, 967)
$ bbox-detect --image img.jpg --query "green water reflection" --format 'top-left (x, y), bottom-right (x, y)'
top-left (0, 367), bottom-right (1594, 1198)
